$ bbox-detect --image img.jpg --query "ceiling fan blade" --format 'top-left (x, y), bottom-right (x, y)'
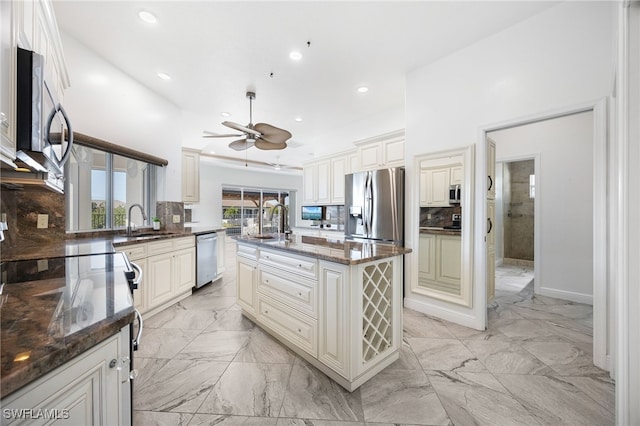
top-left (228, 139), bottom-right (255, 151)
top-left (254, 123), bottom-right (292, 144)
top-left (222, 121), bottom-right (260, 136)
top-left (255, 139), bottom-right (287, 150)
top-left (202, 130), bottom-right (242, 138)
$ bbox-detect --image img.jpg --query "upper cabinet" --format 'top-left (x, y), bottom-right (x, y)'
top-left (1, 0), bottom-right (69, 167)
top-left (487, 138), bottom-right (496, 200)
top-left (419, 157), bottom-right (463, 207)
top-left (303, 150), bottom-right (356, 205)
top-left (182, 149), bottom-right (200, 203)
top-left (354, 130), bottom-right (405, 171)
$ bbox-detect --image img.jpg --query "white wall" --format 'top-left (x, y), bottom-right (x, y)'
top-left (192, 161), bottom-right (303, 227)
top-left (60, 34), bottom-right (183, 201)
top-left (490, 111), bottom-right (594, 301)
top-left (404, 1), bottom-right (614, 326)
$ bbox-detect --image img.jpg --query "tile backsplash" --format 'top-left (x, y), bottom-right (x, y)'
top-left (420, 206), bottom-right (462, 228)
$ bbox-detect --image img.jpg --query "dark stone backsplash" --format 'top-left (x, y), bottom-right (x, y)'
top-left (156, 201), bottom-right (185, 232)
top-left (420, 206), bottom-right (462, 228)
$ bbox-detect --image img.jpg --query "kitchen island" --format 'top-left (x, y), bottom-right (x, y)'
top-left (234, 234), bottom-right (411, 391)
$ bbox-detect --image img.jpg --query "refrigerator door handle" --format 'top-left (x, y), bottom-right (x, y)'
top-left (365, 172), bottom-right (373, 237)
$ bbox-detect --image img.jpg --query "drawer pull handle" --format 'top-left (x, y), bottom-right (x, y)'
top-left (264, 310), bottom-right (269, 314)
top-left (298, 292), bottom-right (302, 296)
top-left (297, 329), bottom-right (302, 333)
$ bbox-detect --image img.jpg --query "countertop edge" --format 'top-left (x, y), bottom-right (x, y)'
top-left (1, 309), bottom-right (135, 399)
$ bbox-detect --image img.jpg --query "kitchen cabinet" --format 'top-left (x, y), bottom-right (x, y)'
top-left (236, 246), bottom-right (258, 316)
top-left (303, 152), bottom-right (354, 205)
top-left (487, 138), bottom-right (496, 200)
top-left (330, 156), bottom-right (347, 203)
top-left (1, 328), bottom-right (132, 426)
top-left (119, 236), bottom-right (195, 317)
top-left (182, 149), bottom-right (200, 203)
top-left (487, 200), bottom-right (496, 302)
top-left (420, 163), bottom-right (463, 207)
top-left (354, 130), bottom-right (404, 171)
top-left (236, 240), bottom-right (403, 391)
top-left (416, 232), bottom-right (465, 305)
top-left (2, 0), bottom-right (69, 167)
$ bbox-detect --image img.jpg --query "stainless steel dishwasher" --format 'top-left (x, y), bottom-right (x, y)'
top-left (196, 232), bottom-right (218, 288)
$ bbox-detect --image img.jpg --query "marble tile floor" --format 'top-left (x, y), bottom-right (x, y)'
top-left (133, 242), bottom-right (614, 425)
top-left (495, 263), bottom-right (534, 292)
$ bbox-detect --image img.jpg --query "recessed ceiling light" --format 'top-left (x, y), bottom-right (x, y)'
top-left (357, 86), bottom-right (369, 93)
top-left (221, 112), bottom-right (231, 117)
top-left (138, 10), bottom-right (157, 24)
top-left (294, 117), bottom-right (303, 122)
top-left (289, 51), bottom-right (303, 61)
top-left (157, 72), bottom-right (171, 81)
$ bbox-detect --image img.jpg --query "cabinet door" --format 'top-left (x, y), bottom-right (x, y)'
top-left (359, 143), bottom-right (382, 170)
top-left (303, 163), bottom-right (317, 203)
top-left (331, 157), bottom-right (346, 203)
top-left (347, 151), bottom-right (359, 174)
top-left (316, 160), bottom-right (331, 204)
top-left (425, 168), bottom-right (451, 207)
top-left (419, 170), bottom-right (429, 207)
top-left (147, 252), bottom-right (174, 308)
top-left (182, 150), bottom-right (200, 203)
top-left (487, 200), bottom-right (496, 302)
top-left (383, 138), bottom-right (404, 166)
top-left (450, 165), bottom-right (463, 186)
top-left (487, 139), bottom-right (496, 200)
top-left (174, 247), bottom-right (195, 294)
top-left (0, 0), bottom-right (16, 162)
top-left (436, 235), bottom-right (462, 287)
top-left (237, 256), bottom-right (257, 316)
top-left (318, 262), bottom-right (349, 378)
top-left (418, 234), bottom-right (436, 282)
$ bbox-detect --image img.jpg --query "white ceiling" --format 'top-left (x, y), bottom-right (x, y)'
top-left (52, 1), bottom-right (558, 168)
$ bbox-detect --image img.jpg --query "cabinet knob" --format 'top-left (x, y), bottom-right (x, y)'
top-left (264, 310), bottom-right (269, 314)
top-left (297, 328), bottom-right (302, 333)
top-left (298, 292), bottom-right (302, 297)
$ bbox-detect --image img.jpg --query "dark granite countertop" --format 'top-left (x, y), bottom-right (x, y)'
top-left (0, 253), bottom-right (135, 398)
top-left (419, 227), bottom-right (462, 236)
top-left (0, 226), bottom-right (227, 261)
top-left (234, 234), bottom-right (411, 265)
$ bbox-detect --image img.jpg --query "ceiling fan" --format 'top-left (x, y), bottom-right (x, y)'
top-left (203, 91), bottom-right (292, 151)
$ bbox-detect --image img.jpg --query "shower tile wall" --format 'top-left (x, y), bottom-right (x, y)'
top-left (504, 160), bottom-right (534, 262)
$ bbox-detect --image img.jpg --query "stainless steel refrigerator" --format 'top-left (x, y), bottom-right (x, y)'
top-left (344, 167), bottom-right (404, 244)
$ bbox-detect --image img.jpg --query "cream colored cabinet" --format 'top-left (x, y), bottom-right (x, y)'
top-left (318, 262), bottom-right (350, 378)
top-left (487, 200), bottom-right (496, 302)
top-left (236, 243), bottom-right (258, 315)
top-left (355, 131), bottom-right (405, 171)
top-left (487, 138), bottom-right (496, 200)
top-left (421, 167), bottom-right (451, 207)
top-left (1, 328), bottom-right (132, 426)
top-left (450, 165), bottom-right (463, 185)
top-left (346, 151), bottom-right (359, 174)
top-left (303, 160), bottom-right (330, 204)
top-left (119, 236), bottom-right (195, 317)
top-left (0, 0), bottom-right (16, 165)
top-left (330, 156), bottom-right (347, 203)
top-left (418, 234), bottom-right (436, 282)
top-left (416, 233), bottom-right (463, 303)
top-left (182, 149), bottom-right (200, 203)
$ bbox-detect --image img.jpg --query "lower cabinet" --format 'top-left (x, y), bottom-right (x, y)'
top-left (119, 236), bottom-right (195, 317)
top-left (236, 242), bottom-right (403, 391)
top-left (1, 328), bottom-right (132, 426)
top-left (417, 233), bottom-right (463, 302)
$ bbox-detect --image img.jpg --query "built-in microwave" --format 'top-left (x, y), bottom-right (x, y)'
top-left (449, 184), bottom-right (461, 204)
top-left (1, 47), bottom-right (73, 193)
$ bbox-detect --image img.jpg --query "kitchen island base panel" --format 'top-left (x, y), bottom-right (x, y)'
top-left (240, 310), bottom-right (400, 392)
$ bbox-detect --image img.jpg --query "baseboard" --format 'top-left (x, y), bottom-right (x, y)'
top-left (404, 297), bottom-right (483, 330)
top-left (538, 286), bottom-right (593, 305)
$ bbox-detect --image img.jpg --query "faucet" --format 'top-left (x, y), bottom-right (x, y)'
top-left (267, 203), bottom-right (291, 235)
top-left (126, 204), bottom-right (148, 236)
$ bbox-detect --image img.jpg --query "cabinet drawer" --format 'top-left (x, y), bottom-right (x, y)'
top-left (259, 249), bottom-right (317, 279)
top-left (147, 239), bottom-right (175, 256)
top-left (173, 236), bottom-right (195, 250)
top-left (237, 243), bottom-right (258, 260)
top-left (258, 295), bottom-right (317, 357)
top-left (258, 266), bottom-right (317, 318)
top-left (119, 243), bottom-right (147, 260)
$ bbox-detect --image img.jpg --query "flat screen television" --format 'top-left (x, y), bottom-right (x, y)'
top-left (301, 205), bottom-right (323, 221)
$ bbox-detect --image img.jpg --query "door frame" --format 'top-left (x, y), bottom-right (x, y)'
top-left (478, 97), bottom-right (608, 371)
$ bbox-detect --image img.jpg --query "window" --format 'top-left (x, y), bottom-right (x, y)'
top-left (66, 145), bottom-right (158, 231)
top-left (222, 187), bottom-right (290, 236)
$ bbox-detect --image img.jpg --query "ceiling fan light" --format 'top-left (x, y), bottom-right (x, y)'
top-left (138, 10), bottom-right (157, 24)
